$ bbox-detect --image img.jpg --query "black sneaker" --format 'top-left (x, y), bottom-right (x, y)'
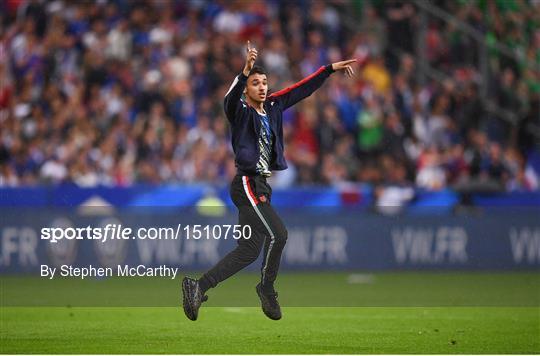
top-left (256, 283), bottom-right (282, 320)
top-left (182, 277), bottom-right (208, 321)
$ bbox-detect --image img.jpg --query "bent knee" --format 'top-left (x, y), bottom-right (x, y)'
top-left (274, 227), bottom-right (287, 245)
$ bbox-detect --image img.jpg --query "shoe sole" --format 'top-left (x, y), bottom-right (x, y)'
top-left (182, 278), bottom-right (197, 321)
top-left (256, 284), bottom-right (281, 320)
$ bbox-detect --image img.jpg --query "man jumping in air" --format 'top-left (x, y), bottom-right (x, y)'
top-left (182, 41), bottom-right (356, 320)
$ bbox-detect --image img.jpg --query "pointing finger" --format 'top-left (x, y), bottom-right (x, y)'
top-left (343, 59), bottom-right (357, 65)
top-left (247, 40), bottom-right (251, 52)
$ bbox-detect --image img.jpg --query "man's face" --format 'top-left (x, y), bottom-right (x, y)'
top-left (244, 73), bottom-right (268, 103)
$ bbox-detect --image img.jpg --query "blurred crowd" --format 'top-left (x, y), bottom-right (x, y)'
top-left (0, 0), bottom-right (538, 192)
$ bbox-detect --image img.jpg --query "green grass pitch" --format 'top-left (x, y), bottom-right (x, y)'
top-left (1, 272), bottom-right (539, 354)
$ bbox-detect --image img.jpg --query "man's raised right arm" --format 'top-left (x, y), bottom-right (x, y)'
top-left (223, 72), bottom-right (248, 122)
top-left (223, 41), bottom-right (258, 123)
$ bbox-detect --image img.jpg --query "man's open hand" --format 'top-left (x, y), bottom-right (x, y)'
top-left (243, 41), bottom-right (258, 76)
top-left (331, 59), bottom-right (357, 78)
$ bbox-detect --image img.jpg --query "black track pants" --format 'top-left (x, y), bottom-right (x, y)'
top-left (201, 174), bottom-right (288, 289)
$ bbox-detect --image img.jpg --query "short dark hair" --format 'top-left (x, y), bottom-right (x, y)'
top-left (248, 65), bottom-right (267, 78)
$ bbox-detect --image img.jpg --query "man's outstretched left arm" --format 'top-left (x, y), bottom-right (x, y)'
top-left (268, 59), bottom-right (356, 110)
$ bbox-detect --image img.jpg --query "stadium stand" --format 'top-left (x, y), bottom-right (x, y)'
top-left (1, 0), bottom-right (538, 193)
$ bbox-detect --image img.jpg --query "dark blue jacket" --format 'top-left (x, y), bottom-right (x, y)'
top-left (224, 64), bottom-right (335, 174)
